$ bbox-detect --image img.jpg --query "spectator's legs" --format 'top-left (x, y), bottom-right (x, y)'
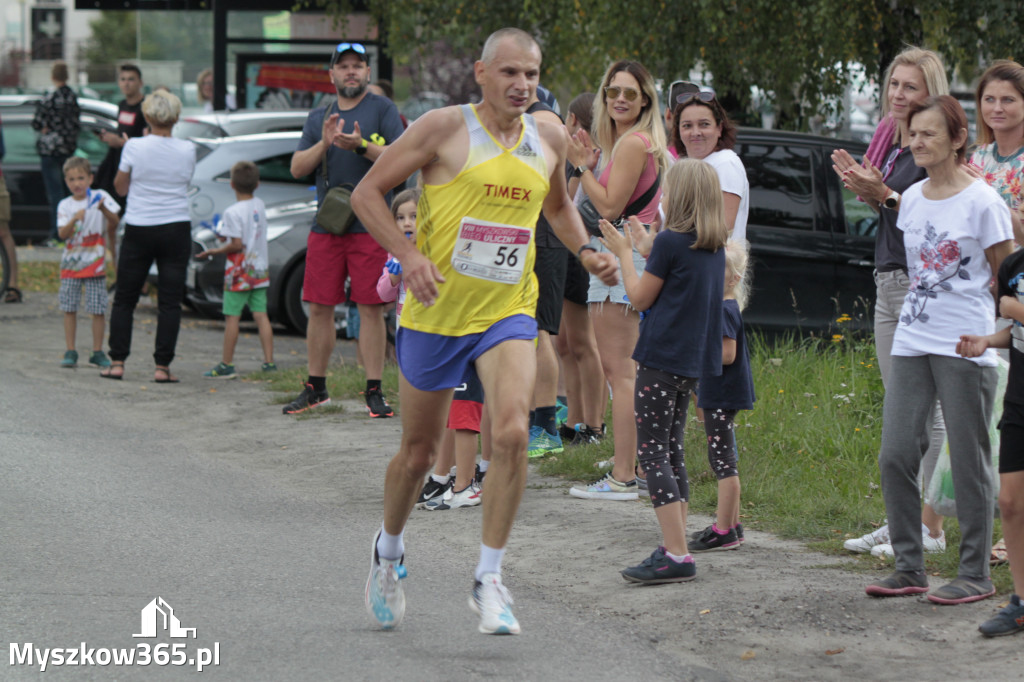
top-left (108, 226), bottom-right (156, 362)
top-left (357, 302), bottom-right (386, 381)
top-left (151, 223), bottom-right (190, 368)
top-left (222, 314), bottom-right (241, 364)
top-left (253, 311), bottom-right (274, 365)
top-left (591, 301), bottom-right (639, 484)
top-left (306, 303), bottom-right (337, 376)
top-left (40, 155), bottom-right (69, 242)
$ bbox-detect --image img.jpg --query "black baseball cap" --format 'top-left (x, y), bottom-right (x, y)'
top-left (330, 42), bottom-right (369, 66)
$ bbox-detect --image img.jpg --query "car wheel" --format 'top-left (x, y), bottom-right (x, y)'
top-left (282, 261), bottom-right (347, 337)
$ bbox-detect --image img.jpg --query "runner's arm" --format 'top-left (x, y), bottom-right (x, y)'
top-left (352, 108), bottom-right (459, 307)
top-left (538, 122), bottom-right (618, 286)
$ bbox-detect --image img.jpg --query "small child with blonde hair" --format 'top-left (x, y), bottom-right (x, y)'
top-left (689, 238), bottom-right (757, 551)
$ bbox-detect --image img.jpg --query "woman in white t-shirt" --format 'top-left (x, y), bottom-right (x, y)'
top-left (102, 90), bottom-right (196, 383)
top-left (670, 84), bottom-right (749, 240)
top-left (867, 95), bottom-right (1013, 604)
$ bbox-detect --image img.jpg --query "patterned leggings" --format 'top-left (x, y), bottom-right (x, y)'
top-left (634, 364), bottom-right (698, 509)
top-left (703, 408), bottom-right (739, 479)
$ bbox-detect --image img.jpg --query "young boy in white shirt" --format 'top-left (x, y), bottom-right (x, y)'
top-left (197, 160), bottom-right (275, 378)
top-left (57, 156), bottom-right (120, 368)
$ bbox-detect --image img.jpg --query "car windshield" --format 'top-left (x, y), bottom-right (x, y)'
top-left (174, 119), bottom-right (226, 140)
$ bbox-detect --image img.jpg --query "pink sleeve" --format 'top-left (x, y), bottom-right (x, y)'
top-left (377, 268), bottom-right (399, 302)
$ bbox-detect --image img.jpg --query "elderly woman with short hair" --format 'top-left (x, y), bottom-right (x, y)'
top-left (102, 90), bottom-right (196, 382)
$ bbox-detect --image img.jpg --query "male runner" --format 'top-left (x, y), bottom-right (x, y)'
top-left (351, 27), bottom-right (618, 635)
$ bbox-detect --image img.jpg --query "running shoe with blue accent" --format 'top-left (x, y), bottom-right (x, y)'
top-left (569, 471), bottom-right (639, 500)
top-left (469, 572), bottom-right (520, 635)
top-left (527, 425), bottom-right (563, 458)
top-left (365, 530), bottom-right (407, 629)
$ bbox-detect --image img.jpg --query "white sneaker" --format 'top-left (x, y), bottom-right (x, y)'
top-left (424, 483), bottom-right (481, 511)
top-left (870, 529), bottom-right (947, 558)
top-left (365, 530), bottom-right (407, 629)
top-left (843, 523), bottom-right (890, 553)
top-left (469, 572), bottom-right (520, 635)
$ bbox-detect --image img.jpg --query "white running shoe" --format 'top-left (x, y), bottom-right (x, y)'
top-left (843, 523), bottom-right (891, 553)
top-left (469, 572), bottom-right (520, 635)
top-left (870, 528), bottom-right (947, 558)
top-left (424, 483), bottom-right (481, 511)
top-left (365, 530), bottom-right (407, 629)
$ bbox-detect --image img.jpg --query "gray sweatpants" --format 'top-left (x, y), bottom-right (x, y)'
top-left (874, 270), bottom-right (946, 492)
top-left (879, 354), bottom-right (996, 579)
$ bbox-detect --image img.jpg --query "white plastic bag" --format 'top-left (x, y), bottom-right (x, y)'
top-left (924, 357), bottom-right (1008, 517)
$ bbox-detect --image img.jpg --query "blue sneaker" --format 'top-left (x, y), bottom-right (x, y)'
top-left (365, 530), bottom-right (407, 630)
top-left (979, 594), bottom-right (1024, 637)
top-left (555, 398), bottom-right (569, 427)
top-left (469, 573), bottom-right (520, 635)
top-left (621, 547), bottom-right (697, 584)
top-left (527, 425), bottom-right (563, 458)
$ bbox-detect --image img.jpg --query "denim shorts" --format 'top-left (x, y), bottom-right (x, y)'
top-left (396, 314), bottom-right (537, 391)
top-left (585, 235), bottom-right (646, 307)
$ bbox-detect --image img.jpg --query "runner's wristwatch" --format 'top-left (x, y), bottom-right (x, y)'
top-left (577, 244), bottom-right (597, 259)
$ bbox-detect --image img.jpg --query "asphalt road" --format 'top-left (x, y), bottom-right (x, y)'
top-left (0, 288), bottom-right (687, 681)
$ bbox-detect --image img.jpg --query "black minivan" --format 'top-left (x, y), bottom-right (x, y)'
top-left (737, 128), bottom-right (876, 334)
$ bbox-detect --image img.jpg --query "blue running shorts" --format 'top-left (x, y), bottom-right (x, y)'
top-left (397, 314), bottom-right (538, 392)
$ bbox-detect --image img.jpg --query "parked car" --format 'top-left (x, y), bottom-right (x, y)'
top-left (737, 128), bottom-right (876, 334)
top-left (187, 199), bottom-right (338, 334)
top-left (187, 131), bottom-right (314, 235)
top-left (0, 95), bottom-right (119, 243)
top-left (172, 109), bottom-right (310, 140)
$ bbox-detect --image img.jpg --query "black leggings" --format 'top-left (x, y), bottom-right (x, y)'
top-left (634, 364), bottom-right (698, 509)
top-left (703, 408), bottom-right (739, 479)
top-left (109, 222), bottom-right (191, 366)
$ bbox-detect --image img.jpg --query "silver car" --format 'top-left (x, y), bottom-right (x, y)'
top-left (188, 131), bottom-right (314, 235)
top-left (173, 109), bottom-right (310, 140)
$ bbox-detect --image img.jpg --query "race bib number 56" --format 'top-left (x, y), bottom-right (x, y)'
top-left (451, 217), bottom-right (532, 284)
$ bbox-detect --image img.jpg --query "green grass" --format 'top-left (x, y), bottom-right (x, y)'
top-left (534, 330), bottom-right (1012, 590)
top-left (253, 361), bottom-right (401, 417)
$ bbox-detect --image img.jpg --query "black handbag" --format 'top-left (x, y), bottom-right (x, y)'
top-left (577, 170), bottom-right (661, 237)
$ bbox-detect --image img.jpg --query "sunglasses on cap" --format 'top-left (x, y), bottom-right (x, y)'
top-left (331, 42), bottom-right (368, 65)
top-left (676, 86), bottom-right (716, 105)
top-left (604, 86), bottom-right (642, 102)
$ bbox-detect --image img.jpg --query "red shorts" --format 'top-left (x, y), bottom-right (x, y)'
top-left (447, 400), bottom-right (483, 432)
top-left (303, 231), bottom-right (388, 306)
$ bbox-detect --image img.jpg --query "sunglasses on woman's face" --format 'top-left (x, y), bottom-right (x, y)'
top-left (676, 87), bottom-right (716, 105)
top-left (604, 86), bottom-right (641, 102)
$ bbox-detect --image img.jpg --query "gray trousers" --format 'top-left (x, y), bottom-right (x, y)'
top-left (874, 270), bottom-right (945, 491)
top-left (879, 354), bottom-right (996, 579)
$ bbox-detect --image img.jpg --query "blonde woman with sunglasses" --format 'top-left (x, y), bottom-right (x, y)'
top-left (566, 60), bottom-right (670, 500)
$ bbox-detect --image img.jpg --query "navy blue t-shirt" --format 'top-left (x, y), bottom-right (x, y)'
top-left (998, 249), bottom-right (1024, 411)
top-left (632, 229), bottom-right (724, 378)
top-left (698, 298), bottom-right (756, 410)
top-left (297, 92), bottom-right (405, 234)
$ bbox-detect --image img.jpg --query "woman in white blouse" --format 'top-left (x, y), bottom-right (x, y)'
top-left (102, 90), bottom-right (196, 383)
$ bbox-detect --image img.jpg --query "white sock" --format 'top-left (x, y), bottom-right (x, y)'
top-left (431, 473), bottom-right (450, 485)
top-left (475, 544), bottom-right (505, 581)
top-left (376, 524), bottom-right (404, 561)
top-left (665, 550), bottom-right (691, 564)
top-left (478, 460), bottom-right (490, 473)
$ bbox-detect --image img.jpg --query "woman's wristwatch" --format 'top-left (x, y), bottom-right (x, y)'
top-left (882, 188), bottom-right (901, 209)
top-left (570, 165), bottom-right (588, 179)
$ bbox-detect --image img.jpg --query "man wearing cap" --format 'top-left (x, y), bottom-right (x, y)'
top-left (287, 42), bottom-right (405, 418)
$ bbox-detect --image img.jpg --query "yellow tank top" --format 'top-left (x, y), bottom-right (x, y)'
top-left (401, 104), bottom-right (551, 335)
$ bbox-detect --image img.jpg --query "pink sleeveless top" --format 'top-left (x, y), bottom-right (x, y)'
top-left (597, 132), bottom-right (662, 223)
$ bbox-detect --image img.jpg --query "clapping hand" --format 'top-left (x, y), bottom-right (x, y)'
top-left (598, 218), bottom-right (630, 258)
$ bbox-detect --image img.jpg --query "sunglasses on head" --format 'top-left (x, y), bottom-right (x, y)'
top-left (676, 86), bottom-right (716, 105)
top-left (335, 42), bottom-right (366, 55)
top-left (604, 86), bottom-right (641, 102)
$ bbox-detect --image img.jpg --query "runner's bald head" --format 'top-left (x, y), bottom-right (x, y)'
top-left (481, 28), bottom-right (540, 65)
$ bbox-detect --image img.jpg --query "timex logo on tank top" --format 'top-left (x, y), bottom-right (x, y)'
top-left (483, 184), bottom-right (532, 201)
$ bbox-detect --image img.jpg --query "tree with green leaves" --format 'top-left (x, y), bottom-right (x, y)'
top-left (313, 0), bottom-right (1024, 131)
